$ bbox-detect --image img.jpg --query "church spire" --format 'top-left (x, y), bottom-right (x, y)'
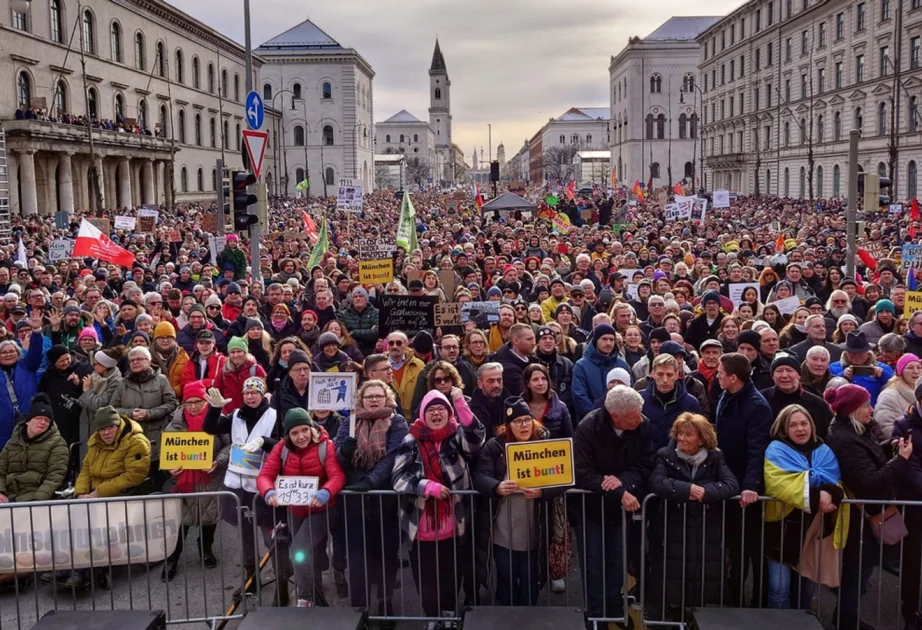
top-left (430, 39), bottom-right (446, 72)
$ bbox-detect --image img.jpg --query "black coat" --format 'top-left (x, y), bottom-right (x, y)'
top-left (39, 362), bottom-right (93, 445)
top-left (789, 338), bottom-right (844, 363)
top-left (685, 313), bottom-right (725, 353)
top-left (535, 350), bottom-right (574, 410)
top-left (760, 386), bottom-right (834, 438)
top-left (648, 444), bottom-right (739, 610)
top-left (490, 343), bottom-right (537, 397)
top-left (714, 380), bottom-right (774, 493)
top-left (469, 388), bottom-right (511, 439)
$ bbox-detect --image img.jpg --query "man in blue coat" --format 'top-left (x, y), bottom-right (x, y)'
top-left (572, 324), bottom-right (631, 421)
top-left (640, 354), bottom-right (700, 450)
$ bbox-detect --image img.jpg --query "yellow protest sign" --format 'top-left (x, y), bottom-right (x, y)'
top-left (551, 213), bottom-right (571, 234)
top-left (159, 432), bottom-right (214, 470)
top-left (905, 290), bottom-right (922, 319)
top-left (358, 259), bottom-right (394, 284)
top-left (505, 438), bottom-right (575, 489)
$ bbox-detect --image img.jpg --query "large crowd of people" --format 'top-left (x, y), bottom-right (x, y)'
top-left (0, 184), bottom-right (919, 630)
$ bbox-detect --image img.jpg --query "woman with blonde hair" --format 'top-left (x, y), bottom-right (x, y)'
top-left (779, 308), bottom-right (810, 348)
top-left (547, 321), bottom-right (579, 363)
top-left (464, 329), bottom-right (490, 368)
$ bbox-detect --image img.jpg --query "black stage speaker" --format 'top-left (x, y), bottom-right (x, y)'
top-left (237, 607), bottom-right (367, 630)
top-left (32, 610), bottom-right (166, 630)
top-left (462, 606), bottom-right (586, 629)
top-left (691, 608), bottom-right (824, 630)
top-left (490, 161), bottom-right (500, 182)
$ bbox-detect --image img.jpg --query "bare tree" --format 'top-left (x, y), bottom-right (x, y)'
top-left (375, 164), bottom-right (396, 189)
top-left (405, 159), bottom-right (433, 187)
top-left (542, 145), bottom-right (579, 183)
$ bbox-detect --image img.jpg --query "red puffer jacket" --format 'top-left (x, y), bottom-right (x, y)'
top-left (256, 430), bottom-right (345, 518)
top-left (212, 355), bottom-right (266, 414)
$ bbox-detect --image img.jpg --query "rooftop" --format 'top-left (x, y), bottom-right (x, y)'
top-left (643, 16), bottom-right (722, 41)
top-left (556, 107), bottom-right (610, 122)
top-left (380, 109), bottom-right (426, 124)
top-left (430, 39), bottom-right (447, 72)
top-left (256, 19), bottom-right (343, 51)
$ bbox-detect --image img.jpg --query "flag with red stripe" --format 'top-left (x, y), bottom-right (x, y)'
top-left (72, 219), bottom-right (135, 267)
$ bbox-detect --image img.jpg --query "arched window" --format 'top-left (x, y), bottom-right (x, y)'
top-left (212, 169), bottom-right (217, 190)
top-left (82, 9), bottom-right (95, 54)
top-left (765, 169), bottom-right (772, 195)
top-left (559, 134), bottom-right (565, 144)
top-left (175, 50), bottom-right (183, 83)
top-left (651, 162), bottom-right (661, 178)
top-left (799, 166), bottom-right (806, 198)
top-left (878, 102), bottom-right (887, 135)
top-left (679, 113), bottom-right (688, 139)
top-left (909, 161), bottom-right (918, 199)
top-left (263, 83), bottom-right (272, 101)
top-left (295, 168), bottom-right (305, 186)
top-left (325, 167), bottom-right (335, 186)
top-left (137, 99), bottom-right (147, 129)
top-left (816, 165), bottom-right (824, 197)
top-left (234, 74), bottom-right (240, 102)
top-left (293, 83), bottom-right (302, 100)
top-left (784, 122), bottom-right (791, 147)
top-left (322, 82), bottom-right (332, 99)
top-left (180, 167), bottom-right (188, 193)
top-left (16, 72), bottom-right (31, 109)
top-left (385, 134), bottom-right (391, 143)
top-left (235, 123), bottom-right (240, 151)
top-left (158, 105), bottom-right (167, 137)
top-left (223, 120), bottom-right (229, 149)
top-left (87, 87), bottom-right (98, 118)
top-left (413, 134), bottom-right (419, 142)
top-left (878, 162), bottom-right (887, 177)
top-left (53, 80), bottom-right (67, 115)
top-left (178, 109), bottom-right (186, 143)
top-left (207, 63), bottom-right (215, 94)
top-left (197, 168), bottom-right (204, 192)
top-left (209, 117), bottom-right (216, 148)
top-left (192, 57), bottom-right (200, 88)
top-left (817, 115), bottom-right (824, 142)
top-left (194, 113), bottom-right (202, 146)
top-left (800, 118), bottom-right (806, 144)
top-left (855, 106), bottom-right (863, 130)
top-left (219, 69), bottom-right (227, 97)
top-left (293, 125), bottom-right (304, 146)
top-left (833, 164), bottom-right (841, 196)
top-left (834, 111), bottom-right (842, 140)
top-left (683, 73), bottom-right (695, 92)
top-left (784, 168), bottom-right (790, 196)
top-left (645, 114), bottom-right (654, 139)
top-left (323, 125), bottom-right (334, 146)
top-left (435, 87), bottom-right (441, 100)
top-left (586, 134), bottom-right (592, 144)
top-left (571, 133), bottom-right (580, 144)
top-left (114, 93), bottom-right (124, 120)
top-left (690, 113), bottom-right (698, 138)
top-left (650, 73), bottom-right (662, 93)
top-left (911, 97), bottom-right (920, 133)
top-left (134, 31), bottom-right (144, 70)
top-left (155, 41), bottom-right (164, 76)
top-left (50, 0), bottom-right (63, 43)
top-left (656, 114), bottom-right (665, 139)
top-left (684, 162), bottom-right (693, 177)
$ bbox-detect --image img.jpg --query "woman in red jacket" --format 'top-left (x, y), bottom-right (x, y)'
top-left (258, 408), bottom-right (345, 607)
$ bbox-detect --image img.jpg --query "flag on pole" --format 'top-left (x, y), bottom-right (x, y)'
top-left (475, 185), bottom-right (484, 215)
top-left (631, 180), bottom-right (643, 200)
top-left (775, 233), bottom-right (785, 253)
top-left (673, 181), bottom-right (684, 195)
top-left (565, 181), bottom-right (576, 201)
top-left (16, 238), bottom-right (27, 267)
top-left (912, 198), bottom-right (919, 221)
top-left (302, 210), bottom-right (318, 242)
top-left (306, 218), bottom-right (329, 269)
top-left (910, 267), bottom-right (918, 290)
top-left (396, 191), bottom-right (418, 252)
top-left (72, 219), bottom-right (135, 267)
top-left (295, 177), bottom-right (310, 193)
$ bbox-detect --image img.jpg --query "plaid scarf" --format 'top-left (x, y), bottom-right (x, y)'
top-left (409, 415), bottom-right (458, 530)
top-left (353, 406), bottom-right (394, 470)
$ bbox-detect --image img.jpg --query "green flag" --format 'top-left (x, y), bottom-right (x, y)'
top-left (395, 191), bottom-right (418, 252)
top-left (546, 195), bottom-right (559, 207)
top-left (296, 177), bottom-right (310, 192)
top-left (306, 217), bottom-right (329, 268)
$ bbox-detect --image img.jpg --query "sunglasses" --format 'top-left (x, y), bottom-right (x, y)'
top-left (433, 376), bottom-right (453, 385)
top-left (388, 340), bottom-right (404, 347)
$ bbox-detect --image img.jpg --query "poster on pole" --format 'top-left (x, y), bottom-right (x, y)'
top-left (114, 216), bottom-right (137, 230)
top-left (902, 244), bottom-right (922, 274)
top-left (358, 238), bottom-right (396, 260)
top-left (728, 283), bottom-right (760, 309)
top-left (336, 179), bottom-right (364, 212)
top-left (48, 239), bottom-right (73, 262)
top-left (461, 301), bottom-right (501, 324)
top-left (713, 190), bottom-right (730, 208)
top-left (690, 198), bottom-right (708, 223)
top-left (905, 291), bottom-right (922, 319)
top-left (505, 438), bottom-right (575, 489)
top-left (378, 295), bottom-right (437, 338)
top-left (308, 372), bottom-right (357, 411)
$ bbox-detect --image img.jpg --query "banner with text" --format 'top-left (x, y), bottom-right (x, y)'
top-left (336, 179), bottom-right (364, 212)
top-left (506, 438), bottom-right (575, 489)
top-left (378, 296), bottom-right (436, 338)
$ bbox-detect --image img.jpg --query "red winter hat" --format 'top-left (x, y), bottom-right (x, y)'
top-left (502, 264), bottom-right (516, 275)
top-left (823, 384), bottom-right (870, 417)
top-left (183, 380), bottom-right (208, 402)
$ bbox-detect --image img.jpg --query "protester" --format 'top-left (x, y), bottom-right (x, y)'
top-left (875, 353), bottom-right (922, 439)
top-left (0, 393), bottom-right (68, 502)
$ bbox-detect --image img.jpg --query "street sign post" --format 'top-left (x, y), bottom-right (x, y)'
top-left (244, 91), bottom-right (264, 130)
top-left (241, 130), bottom-right (268, 180)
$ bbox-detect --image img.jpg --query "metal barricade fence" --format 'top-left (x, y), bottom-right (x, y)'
top-left (0, 491), bottom-right (246, 630)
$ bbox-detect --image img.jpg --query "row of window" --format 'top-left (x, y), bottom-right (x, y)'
top-left (262, 82), bottom-right (335, 107)
top-left (558, 134), bottom-right (594, 144)
top-left (642, 162), bottom-right (696, 180)
top-left (13, 2), bottom-right (243, 100)
top-left (728, 161), bottom-right (920, 199)
top-left (292, 125), bottom-right (335, 147)
top-left (384, 133), bottom-right (420, 143)
top-left (641, 114), bottom-right (699, 140)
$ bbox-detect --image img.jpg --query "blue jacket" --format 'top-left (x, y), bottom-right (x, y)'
top-left (829, 360), bottom-right (892, 405)
top-left (640, 379), bottom-right (701, 451)
top-left (572, 340), bottom-right (631, 421)
top-left (0, 332), bottom-right (45, 449)
top-left (715, 379), bottom-right (774, 493)
top-left (541, 391), bottom-right (574, 439)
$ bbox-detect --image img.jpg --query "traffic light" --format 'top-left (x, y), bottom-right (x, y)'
top-left (879, 176), bottom-right (892, 207)
top-left (232, 171), bottom-right (257, 231)
top-left (863, 173), bottom-right (880, 211)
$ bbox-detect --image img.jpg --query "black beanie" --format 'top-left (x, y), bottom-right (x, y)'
top-left (738, 329), bottom-right (762, 350)
top-left (504, 396), bottom-right (533, 423)
top-left (770, 350), bottom-right (801, 374)
top-left (649, 327), bottom-right (671, 344)
top-left (413, 331), bottom-right (434, 356)
top-left (28, 393), bottom-right (54, 422)
top-left (288, 349), bottom-right (310, 368)
top-left (46, 344), bottom-right (70, 366)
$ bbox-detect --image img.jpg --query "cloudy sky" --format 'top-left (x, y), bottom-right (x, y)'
top-left (172, 0), bottom-right (742, 166)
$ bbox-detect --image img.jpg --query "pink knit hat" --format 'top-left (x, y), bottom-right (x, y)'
top-left (897, 354), bottom-right (921, 376)
top-left (824, 384), bottom-right (870, 417)
top-left (78, 327), bottom-right (98, 342)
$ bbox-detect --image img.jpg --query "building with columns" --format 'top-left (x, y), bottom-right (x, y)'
top-left (256, 19), bottom-right (375, 196)
top-left (1, 0), bottom-right (283, 215)
top-left (609, 16), bottom-right (719, 190)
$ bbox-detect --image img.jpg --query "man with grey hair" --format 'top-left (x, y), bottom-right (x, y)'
top-left (905, 310), bottom-right (922, 356)
top-left (468, 362), bottom-right (509, 437)
top-left (574, 385), bottom-right (654, 620)
top-left (790, 314), bottom-right (842, 361)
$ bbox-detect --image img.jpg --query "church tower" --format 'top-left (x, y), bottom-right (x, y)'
top-left (472, 147), bottom-right (478, 170)
top-left (428, 39), bottom-right (452, 182)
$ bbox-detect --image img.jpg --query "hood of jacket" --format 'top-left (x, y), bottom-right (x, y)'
top-left (583, 337), bottom-right (619, 369)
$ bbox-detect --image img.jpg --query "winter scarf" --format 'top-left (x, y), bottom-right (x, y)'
top-left (696, 361), bottom-right (718, 387)
top-left (152, 343), bottom-right (179, 373)
top-left (675, 446), bottom-right (708, 479)
top-left (353, 405), bottom-right (394, 470)
top-left (409, 415), bottom-right (458, 530)
top-left (175, 407), bottom-right (210, 493)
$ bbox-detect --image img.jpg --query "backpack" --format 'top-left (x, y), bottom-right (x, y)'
top-left (279, 440), bottom-right (327, 469)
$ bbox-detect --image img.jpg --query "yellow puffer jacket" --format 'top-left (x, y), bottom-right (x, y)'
top-left (74, 418), bottom-right (151, 498)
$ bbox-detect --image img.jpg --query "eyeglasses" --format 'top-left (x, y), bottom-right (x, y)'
top-left (206, 305), bottom-right (220, 310)
top-left (441, 345), bottom-right (459, 351)
top-left (388, 340), bottom-right (404, 347)
top-left (363, 394), bottom-right (386, 401)
top-left (510, 417), bottom-right (533, 427)
top-left (433, 376), bottom-right (452, 385)
top-left (184, 399), bottom-right (207, 407)
top-left (832, 299), bottom-right (848, 304)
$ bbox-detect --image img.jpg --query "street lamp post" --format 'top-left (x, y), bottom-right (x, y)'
top-left (680, 82), bottom-right (705, 191)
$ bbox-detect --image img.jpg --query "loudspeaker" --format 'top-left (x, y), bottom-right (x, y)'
top-left (490, 161), bottom-right (500, 182)
top-left (32, 610), bottom-right (166, 630)
top-left (236, 607), bottom-right (366, 630)
top-left (462, 606), bottom-right (586, 629)
top-left (691, 608), bottom-right (823, 630)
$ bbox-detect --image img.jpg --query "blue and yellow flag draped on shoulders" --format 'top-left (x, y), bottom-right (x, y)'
top-left (763, 440), bottom-right (850, 549)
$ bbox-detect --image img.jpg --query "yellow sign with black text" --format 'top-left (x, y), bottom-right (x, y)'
top-left (159, 432), bottom-right (214, 470)
top-left (505, 438), bottom-right (575, 489)
top-left (359, 259), bottom-right (394, 284)
top-left (906, 290), bottom-right (922, 320)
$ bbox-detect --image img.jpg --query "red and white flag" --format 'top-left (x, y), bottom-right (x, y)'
top-left (302, 210), bottom-right (319, 243)
top-left (72, 218), bottom-right (135, 268)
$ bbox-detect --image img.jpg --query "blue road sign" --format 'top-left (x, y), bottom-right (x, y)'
top-left (245, 91), bottom-right (264, 130)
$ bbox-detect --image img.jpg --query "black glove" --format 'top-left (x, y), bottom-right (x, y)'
top-left (339, 437), bottom-right (358, 460)
top-left (346, 478), bottom-right (374, 493)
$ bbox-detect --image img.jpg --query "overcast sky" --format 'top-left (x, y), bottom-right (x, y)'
top-left (171, 0), bottom-right (742, 167)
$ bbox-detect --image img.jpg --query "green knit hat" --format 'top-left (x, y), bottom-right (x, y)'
top-left (283, 408), bottom-right (316, 434)
top-left (91, 406), bottom-right (121, 434)
top-left (227, 336), bottom-right (248, 354)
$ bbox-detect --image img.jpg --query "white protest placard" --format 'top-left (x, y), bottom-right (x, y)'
top-left (664, 204), bottom-right (681, 221)
top-left (308, 372), bottom-right (357, 410)
top-left (890, 204), bottom-right (904, 214)
top-left (48, 239), bottom-right (73, 262)
top-left (690, 198), bottom-right (708, 223)
top-left (358, 237), bottom-right (395, 260)
top-left (461, 301), bottom-right (501, 324)
top-left (713, 189), bottom-right (730, 208)
top-left (773, 295), bottom-right (802, 315)
top-left (619, 269), bottom-right (641, 282)
top-left (114, 215), bottom-right (137, 230)
top-left (728, 282), bottom-right (760, 309)
top-left (626, 284), bottom-right (639, 300)
top-left (274, 476), bottom-right (320, 506)
top-left (336, 178), bottom-right (364, 213)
